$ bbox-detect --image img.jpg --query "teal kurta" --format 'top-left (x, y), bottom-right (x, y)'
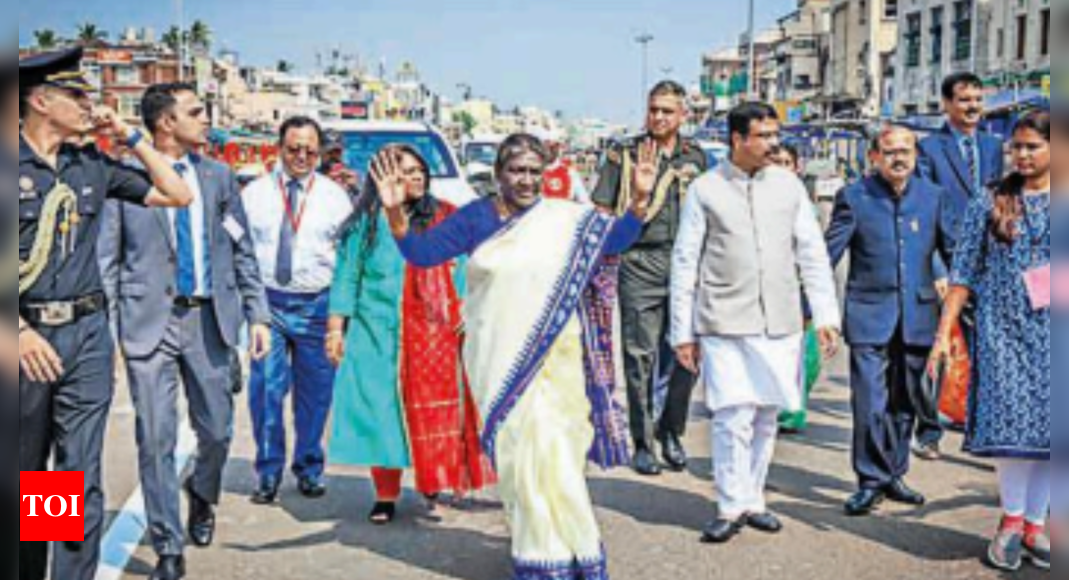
top-left (328, 214), bottom-right (466, 468)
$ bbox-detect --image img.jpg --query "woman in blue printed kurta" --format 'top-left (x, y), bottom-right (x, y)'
top-left (933, 111), bottom-right (1051, 572)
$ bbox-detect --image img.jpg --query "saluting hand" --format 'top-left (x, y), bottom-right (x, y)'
top-left (370, 151), bottom-right (407, 211)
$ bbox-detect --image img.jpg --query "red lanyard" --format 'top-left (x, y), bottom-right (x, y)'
top-left (277, 174), bottom-right (316, 233)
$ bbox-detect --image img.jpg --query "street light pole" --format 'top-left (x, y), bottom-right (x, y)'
top-left (636, 33), bottom-right (654, 109)
top-left (176, 0), bottom-right (185, 82)
top-left (746, 0), bottom-right (756, 100)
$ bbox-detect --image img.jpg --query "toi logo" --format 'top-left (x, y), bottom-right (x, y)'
top-left (20, 471), bottom-right (85, 542)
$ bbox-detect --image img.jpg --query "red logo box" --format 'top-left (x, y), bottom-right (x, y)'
top-left (21, 472), bottom-right (85, 542)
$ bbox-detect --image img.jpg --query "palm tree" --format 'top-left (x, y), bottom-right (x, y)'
top-left (75, 23), bottom-right (107, 46)
top-left (162, 26), bottom-right (183, 53)
top-left (189, 20), bottom-right (212, 54)
top-left (33, 29), bottom-right (60, 50)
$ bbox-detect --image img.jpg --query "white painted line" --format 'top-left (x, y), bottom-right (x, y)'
top-left (95, 420), bottom-right (197, 580)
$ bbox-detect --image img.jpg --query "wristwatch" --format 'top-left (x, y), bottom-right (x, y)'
top-left (125, 129), bottom-right (145, 149)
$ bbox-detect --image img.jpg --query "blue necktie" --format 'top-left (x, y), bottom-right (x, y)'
top-left (962, 137), bottom-right (981, 194)
top-left (276, 178), bottom-right (301, 286)
top-left (173, 164), bottom-right (197, 297)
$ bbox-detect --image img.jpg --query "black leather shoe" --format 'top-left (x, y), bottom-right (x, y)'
top-left (744, 512), bottom-right (784, 534)
top-left (659, 433), bottom-right (688, 472)
top-left (701, 518), bottom-right (744, 544)
top-left (185, 480), bottom-right (216, 548)
top-left (150, 555), bottom-right (186, 580)
top-left (845, 488), bottom-right (886, 517)
top-left (631, 447), bottom-right (662, 477)
top-left (298, 476), bottom-right (327, 499)
top-left (250, 477), bottom-right (280, 505)
top-left (885, 480), bottom-right (926, 506)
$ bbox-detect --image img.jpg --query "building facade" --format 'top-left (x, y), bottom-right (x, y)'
top-left (824, 0), bottom-right (900, 117)
top-left (894, 0), bottom-right (1049, 114)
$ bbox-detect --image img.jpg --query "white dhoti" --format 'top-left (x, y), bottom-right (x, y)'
top-left (700, 333), bottom-right (807, 519)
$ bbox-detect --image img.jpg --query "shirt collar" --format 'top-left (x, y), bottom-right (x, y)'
top-left (948, 124), bottom-right (978, 145)
top-left (279, 167), bottom-right (316, 190)
top-left (721, 158), bottom-right (766, 181)
top-left (19, 134), bottom-right (43, 164)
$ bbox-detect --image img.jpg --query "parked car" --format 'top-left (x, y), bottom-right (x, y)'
top-left (321, 120), bottom-right (478, 208)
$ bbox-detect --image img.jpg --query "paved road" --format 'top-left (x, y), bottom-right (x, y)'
top-left (99, 354), bottom-right (1043, 580)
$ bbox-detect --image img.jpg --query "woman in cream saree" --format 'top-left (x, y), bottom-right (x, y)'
top-left (372, 135), bottom-right (658, 579)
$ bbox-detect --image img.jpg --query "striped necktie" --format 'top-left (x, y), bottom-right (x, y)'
top-left (962, 136), bottom-right (981, 194)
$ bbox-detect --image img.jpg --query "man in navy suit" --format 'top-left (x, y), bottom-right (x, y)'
top-left (915, 72), bottom-right (1005, 458)
top-left (827, 126), bottom-right (956, 517)
top-left (99, 83), bottom-right (272, 580)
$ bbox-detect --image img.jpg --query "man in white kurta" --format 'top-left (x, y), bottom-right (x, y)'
top-left (670, 103), bottom-right (841, 545)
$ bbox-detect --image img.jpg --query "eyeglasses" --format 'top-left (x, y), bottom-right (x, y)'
top-left (284, 145), bottom-right (320, 159)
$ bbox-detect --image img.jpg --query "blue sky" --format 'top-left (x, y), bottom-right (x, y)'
top-left (19, 0), bottom-right (797, 123)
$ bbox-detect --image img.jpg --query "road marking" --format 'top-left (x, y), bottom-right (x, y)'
top-left (95, 420), bottom-right (197, 580)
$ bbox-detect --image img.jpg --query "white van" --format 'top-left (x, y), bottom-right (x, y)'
top-left (321, 120), bottom-right (479, 208)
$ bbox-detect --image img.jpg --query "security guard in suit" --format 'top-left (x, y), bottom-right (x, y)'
top-left (592, 81), bottom-right (707, 475)
top-left (17, 48), bottom-right (193, 580)
top-left (826, 126), bottom-right (957, 517)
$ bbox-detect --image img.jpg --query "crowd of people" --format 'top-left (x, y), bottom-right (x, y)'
top-left (10, 47), bottom-right (1057, 580)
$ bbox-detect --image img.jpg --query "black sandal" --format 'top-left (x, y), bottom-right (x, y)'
top-left (368, 502), bottom-right (397, 526)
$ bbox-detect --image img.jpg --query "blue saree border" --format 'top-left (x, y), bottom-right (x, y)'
top-left (479, 209), bottom-right (616, 467)
top-left (513, 548), bottom-right (610, 580)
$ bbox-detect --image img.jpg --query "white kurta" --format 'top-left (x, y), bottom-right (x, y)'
top-left (671, 165), bottom-right (840, 413)
top-left (699, 333), bottom-right (807, 412)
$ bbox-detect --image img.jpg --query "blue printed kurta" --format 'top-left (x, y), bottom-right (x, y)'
top-left (950, 193), bottom-right (1050, 460)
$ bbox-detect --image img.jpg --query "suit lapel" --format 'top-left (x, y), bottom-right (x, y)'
top-left (191, 154), bottom-right (217, 246)
top-left (156, 206), bottom-right (176, 254)
top-left (940, 128), bottom-right (975, 197)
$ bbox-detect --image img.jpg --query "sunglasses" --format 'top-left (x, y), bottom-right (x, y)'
top-left (284, 145), bottom-right (320, 158)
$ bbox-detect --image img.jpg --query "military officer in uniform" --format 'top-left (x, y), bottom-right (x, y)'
top-left (592, 80), bottom-right (707, 475)
top-left (3, 55), bottom-right (20, 580)
top-left (17, 48), bottom-right (193, 580)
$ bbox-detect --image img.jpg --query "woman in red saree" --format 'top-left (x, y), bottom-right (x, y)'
top-left (327, 145), bottom-right (494, 524)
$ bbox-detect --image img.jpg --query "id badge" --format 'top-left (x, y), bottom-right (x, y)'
top-left (1022, 264), bottom-right (1050, 311)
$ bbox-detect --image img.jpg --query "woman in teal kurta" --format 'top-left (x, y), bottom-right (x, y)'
top-left (327, 145), bottom-right (494, 525)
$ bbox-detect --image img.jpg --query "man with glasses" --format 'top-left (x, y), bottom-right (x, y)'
top-left (915, 72), bottom-right (1005, 460)
top-left (17, 47), bottom-right (193, 580)
top-left (241, 116), bottom-right (353, 504)
top-left (826, 125), bottom-right (957, 517)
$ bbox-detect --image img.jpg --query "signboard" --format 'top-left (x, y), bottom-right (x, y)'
top-left (95, 49), bottom-right (133, 64)
top-left (341, 101), bottom-right (370, 120)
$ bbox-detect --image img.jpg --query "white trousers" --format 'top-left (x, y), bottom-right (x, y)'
top-left (711, 404), bottom-right (780, 519)
top-left (997, 459), bottom-right (1050, 525)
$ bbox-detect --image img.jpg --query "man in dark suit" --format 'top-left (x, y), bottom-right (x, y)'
top-left (826, 125), bottom-right (956, 517)
top-left (915, 72), bottom-right (1005, 458)
top-left (99, 83), bottom-right (272, 580)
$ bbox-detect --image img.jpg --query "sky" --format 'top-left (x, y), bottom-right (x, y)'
top-left (19, 0), bottom-right (798, 124)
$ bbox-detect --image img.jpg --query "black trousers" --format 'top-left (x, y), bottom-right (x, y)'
top-left (619, 249), bottom-right (697, 449)
top-left (850, 330), bottom-right (932, 490)
top-left (19, 312), bottom-right (113, 580)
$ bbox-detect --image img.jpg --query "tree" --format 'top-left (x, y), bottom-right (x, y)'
top-left (452, 111), bottom-right (477, 136)
top-left (277, 60), bottom-right (295, 74)
top-left (33, 29), bottom-right (60, 50)
top-left (162, 26), bottom-right (183, 53)
top-left (75, 23), bottom-right (107, 46)
top-left (189, 20), bottom-right (212, 54)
